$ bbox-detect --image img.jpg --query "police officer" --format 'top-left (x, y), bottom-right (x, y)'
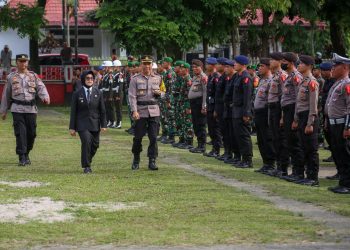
top-left (280, 52), bottom-right (304, 182)
top-left (320, 62), bottom-right (337, 177)
top-left (112, 59), bottom-right (124, 129)
top-left (254, 58), bottom-right (277, 173)
top-left (291, 55), bottom-right (319, 186)
top-left (0, 54), bottom-right (50, 166)
top-left (222, 59), bottom-right (241, 164)
top-left (188, 59), bottom-right (207, 153)
top-left (204, 57), bottom-right (222, 158)
top-left (100, 61), bottom-right (116, 127)
top-left (232, 55), bottom-right (253, 168)
top-left (129, 55), bottom-right (162, 170)
top-left (266, 52), bottom-right (289, 176)
top-left (325, 53), bottom-right (350, 194)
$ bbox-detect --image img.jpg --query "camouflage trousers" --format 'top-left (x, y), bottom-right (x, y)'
top-left (159, 98), bottom-right (168, 136)
top-left (179, 101), bottom-right (194, 140)
top-left (167, 95), bottom-right (177, 136)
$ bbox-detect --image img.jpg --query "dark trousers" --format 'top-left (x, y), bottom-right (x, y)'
top-left (268, 103), bottom-right (289, 169)
top-left (78, 130), bottom-right (100, 168)
top-left (282, 104), bottom-right (304, 175)
top-left (12, 112), bottom-right (37, 155)
top-left (324, 115), bottom-right (335, 160)
top-left (254, 108), bottom-right (276, 165)
top-left (207, 110), bottom-right (222, 151)
top-left (106, 100), bottom-right (116, 122)
top-left (190, 98), bottom-right (207, 145)
top-left (115, 98), bottom-right (123, 124)
top-left (132, 116), bottom-right (160, 158)
top-left (330, 123), bottom-right (350, 188)
top-left (232, 118), bottom-right (253, 161)
top-left (297, 111), bottom-right (319, 180)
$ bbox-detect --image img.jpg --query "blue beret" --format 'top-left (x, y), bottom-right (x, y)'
top-left (224, 59), bottom-right (235, 66)
top-left (97, 66), bottom-right (103, 70)
top-left (234, 55), bottom-right (250, 65)
top-left (217, 57), bottom-right (228, 65)
top-left (206, 57), bottom-right (217, 65)
top-left (319, 62), bottom-right (333, 71)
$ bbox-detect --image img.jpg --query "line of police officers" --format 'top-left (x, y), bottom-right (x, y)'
top-left (128, 53), bottom-right (350, 194)
top-left (1, 53), bottom-right (350, 194)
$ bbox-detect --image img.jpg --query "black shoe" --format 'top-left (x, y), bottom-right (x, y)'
top-left (235, 161), bottom-right (253, 169)
top-left (231, 157), bottom-right (241, 166)
top-left (216, 153), bottom-right (228, 161)
top-left (18, 155), bottom-right (26, 166)
top-left (189, 145), bottom-right (205, 153)
top-left (255, 165), bottom-right (275, 173)
top-left (328, 186), bottom-right (350, 194)
top-left (295, 178), bottom-right (319, 186)
top-left (281, 174), bottom-right (304, 182)
top-left (83, 167), bottom-right (92, 174)
top-left (322, 156), bottom-right (334, 163)
top-left (148, 158), bottom-right (158, 171)
top-left (24, 154), bottom-right (31, 165)
top-left (163, 136), bottom-right (175, 144)
top-left (132, 155), bottom-right (140, 170)
top-left (325, 173), bottom-right (340, 180)
top-left (203, 150), bottom-right (219, 158)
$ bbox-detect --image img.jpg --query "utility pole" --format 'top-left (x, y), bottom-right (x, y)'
top-left (62, 0), bottom-right (65, 44)
top-left (74, 0), bottom-right (78, 64)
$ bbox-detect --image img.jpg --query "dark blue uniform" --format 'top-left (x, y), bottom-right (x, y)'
top-left (232, 70), bottom-right (253, 168)
top-left (204, 71), bottom-right (223, 157)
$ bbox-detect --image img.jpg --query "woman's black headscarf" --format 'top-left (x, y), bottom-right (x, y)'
top-left (80, 70), bottom-right (95, 89)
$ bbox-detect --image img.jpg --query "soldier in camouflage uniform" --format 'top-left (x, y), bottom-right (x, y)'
top-left (161, 57), bottom-right (177, 144)
top-left (158, 60), bottom-right (169, 142)
top-left (177, 62), bottom-right (194, 149)
top-left (172, 60), bottom-right (186, 147)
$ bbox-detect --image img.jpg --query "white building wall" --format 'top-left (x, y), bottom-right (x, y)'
top-left (0, 29), bottom-right (29, 58)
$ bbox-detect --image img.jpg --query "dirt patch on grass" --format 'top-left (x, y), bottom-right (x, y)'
top-left (0, 180), bottom-right (49, 188)
top-left (0, 197), bottom-right (73, 224)
top-left (0, 197), bottom-right (146, 224)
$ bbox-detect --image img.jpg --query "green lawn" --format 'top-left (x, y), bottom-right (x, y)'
top-left (0, 107), bottom-right (339, 248)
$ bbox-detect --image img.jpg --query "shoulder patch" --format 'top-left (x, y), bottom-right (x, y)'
top-left (280, 74), bottom-right (286, 82)
top-left (214, 78), bottom-right (219, 84)
top-left (293, 75), bottom-right (301, 85)
top-left (309, 80), bottom-right (317, 92)
top-left (202, 76), bottom-right (208, 84)
top-left (243, 77), bottom-right (250, 84)
top-left (345, 83), bottom-right (350, 95)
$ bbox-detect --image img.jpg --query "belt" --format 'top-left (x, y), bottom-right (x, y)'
top-left (329, 118), bottom-right (345, 125)
top-left (137, 101), bottom-right (158, 106)
top-left (267, 102), bottom-right (280, 108)
top-left (11, 99), bottom-right (36, 106)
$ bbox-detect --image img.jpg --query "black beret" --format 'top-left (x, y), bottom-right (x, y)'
top-left (283, 52), bottom-right (298, 63)
top-left (299, 55), bottom-right (315, 65)
top-left (270, 52), bottom-right (284, 61)
top-left (259, 58), bottom-right (270, 66)
top-left (192, 59), bottom-right (203, 67)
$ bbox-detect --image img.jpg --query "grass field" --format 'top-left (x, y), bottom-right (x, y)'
top-left (0, 107), bottom-right (348, 249)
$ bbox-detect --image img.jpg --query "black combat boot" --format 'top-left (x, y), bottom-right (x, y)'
top-left (25, 153), bottom-right (31, 165)
top-left (172, 137), bottom-right (185, 148)
top-left (132, 154), bottom-right (140, 170)
top-left (18, 155), bottom-right (26, 166)
top-left (189, 143), bottom-right (205, 153)
top-left (164, 135), bottom-right (175, 144)
top-left (148, 158), bottom-right (158, 171)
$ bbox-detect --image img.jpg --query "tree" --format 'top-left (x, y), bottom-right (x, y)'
top-left (244, 0), bottom-right (291, 57)
top-left (95, 0), bottom-right (198, 57)
top-left (185, 0), bottom-right (248, 59)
